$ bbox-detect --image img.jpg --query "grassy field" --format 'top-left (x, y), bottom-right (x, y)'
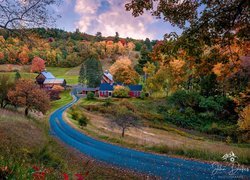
top-left (50, 90), bottom-right (72, 112)
top-left (0, 91), bottom-right (145, 179)
top-left (67, 98), bottom-right (250, 165)
top-left (0, 65), bottom-right (79, 85)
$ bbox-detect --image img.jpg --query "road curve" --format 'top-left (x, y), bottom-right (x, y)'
top-left (49, 92), bottom-right (250, 179)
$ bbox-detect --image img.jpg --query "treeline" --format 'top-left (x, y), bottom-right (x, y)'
top-left (0, 28), bottom-right (156, 68)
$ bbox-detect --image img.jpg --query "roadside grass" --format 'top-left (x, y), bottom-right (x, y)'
top-left (67, 98), bottom-right (250, 165)
top-left (0, 92), bottom-right (143, 179)
top-left (50, 90), bottom-right (72, 113)
top-left (72, 122), bottom-right (250, 165)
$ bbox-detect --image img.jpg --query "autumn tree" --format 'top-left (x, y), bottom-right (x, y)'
top-left (110, 57), bottom-right (139, 85)
top-left (113, 66), bottom-right (140, 85)
top-left (113, 85), bottom-right (130, 98)
top-left (112, 106), bottom-right (140, 137)
top-left (30, 57), bottom-right (45, 73)
top-left (0, 75), bottom-right (14, 108)
top-left (126, 42), bottom-right (135, 57)
top-left (109, 57), bottom-right (132, 75)
top-left (8, 79), bottom-right (50, 116)
top-left (126, 0), bottom-right (249, 47)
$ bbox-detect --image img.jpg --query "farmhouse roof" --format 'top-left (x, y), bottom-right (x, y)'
top-left (100, 83), bottom-right (114, 91)
top-left (82, 87), bottom-right (99, 91)
top-left (44, 78), bottom-right (65, 84)
top-left (41, 71), bottom-right (55, 79)
top-left (128, 85), bottom-right (142, 91)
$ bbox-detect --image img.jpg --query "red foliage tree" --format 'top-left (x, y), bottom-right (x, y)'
top-left (30, 57), bottom-right (45, 73)
top-left (8, 79), bottom-right (50, 116)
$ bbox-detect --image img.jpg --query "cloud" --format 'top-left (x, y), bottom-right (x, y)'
top-left (74, 0), bottom-right (156, 39)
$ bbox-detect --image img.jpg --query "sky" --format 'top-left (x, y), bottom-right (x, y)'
top-left (54, 0), bottom-right (182, 40)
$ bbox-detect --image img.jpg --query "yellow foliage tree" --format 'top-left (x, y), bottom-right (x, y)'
top-left (238, 105), bottom-right (250, 131)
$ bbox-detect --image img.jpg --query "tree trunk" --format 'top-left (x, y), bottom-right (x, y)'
top-left (25, 107), bottom-right (29, 116)
top-left (122, 128), bottom-right (125, 137)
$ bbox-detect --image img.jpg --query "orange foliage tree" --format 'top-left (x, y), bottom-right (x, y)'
top-left (8, 79), bottom-right (50, 116)
top-left (30, 57), bottom-right (45, 73)
top-left (110, 57), bottom-right (139, 85)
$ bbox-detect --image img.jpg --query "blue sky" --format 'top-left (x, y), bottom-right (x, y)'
top-left (54, 0), bottom-right (181, 40)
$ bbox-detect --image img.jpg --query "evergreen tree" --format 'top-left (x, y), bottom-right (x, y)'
top-left (144, 38), bottom-right (152, 51)
top-left (135, 45), bottom-right (151, 74)
top-left (15, 71), bottom-right (21, 81)
top-left (78, 57), bottom-right (103, 87)
top-left (114, 32), bottom-right (119, 43)
top-left (95, 32), bottom-right (103, 42)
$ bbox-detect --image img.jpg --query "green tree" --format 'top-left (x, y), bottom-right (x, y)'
top-left (144, 38), bottom-right (152, 51)
top-left (78, 57), bottom-right (103, 87)
top-left (0, 75), bottom-right (14, 108)
top-left (15, 71), bottom-right (21, 81)
top-left (95, 32), bottom-right (103, 42)
top-left (135, 45), bottom-right (151, 74)
top-left (114, 32), bottom-right (120, 43)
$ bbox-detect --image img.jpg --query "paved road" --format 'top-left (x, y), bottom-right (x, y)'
top-left (50, 92), bottom-right (250, 179)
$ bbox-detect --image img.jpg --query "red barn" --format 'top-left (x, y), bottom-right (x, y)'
top-left (99, 83), bottom-right (114, 97)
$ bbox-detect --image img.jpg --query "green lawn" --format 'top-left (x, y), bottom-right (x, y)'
top-left (0, 66), bottom-right (79, 85)
top-left (47, 67), bottom-right (79, 85)
top-left (50, 90), bottom-right (72, 112)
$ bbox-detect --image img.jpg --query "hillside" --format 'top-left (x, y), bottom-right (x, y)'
top-left (0, 106), bottom-right (146, 179)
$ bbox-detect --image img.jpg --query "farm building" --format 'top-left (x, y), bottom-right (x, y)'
top-left (82, 87), bottom-right (99, 96)
top-left (99, 83), bottom-right (114, 97)
top-left (101, 70), bottom-right (114, 84)
top-left (128, 85), bottom-right (143, 97)
top-left (36, 71), bottom-right (66, 88)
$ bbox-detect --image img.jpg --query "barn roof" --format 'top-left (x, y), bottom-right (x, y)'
top-left (44, 78), bottom-right (65, 84)
top-left (41, 71), bottom-right (55, 79)
top-left (100, 83), bottom-right (114, 91)
top-left (103, 70), bottom-right (113, 81)
top-left (128, 85), bottom-right (142, 91)
top-left (82, 87), bottom-right (99, 91)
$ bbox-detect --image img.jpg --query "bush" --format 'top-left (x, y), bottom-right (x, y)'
top-left (140, 92), bottom-right (146, 99)
top-left (165, 90), bottom-right (238, 133)
top-left (104, 98), bottom-right (112, 106)
top-left (113, 85), bottom-right (129, 98)
top-left (71, 109), bottom-right (80, 120)
top-left (78, 114), bottom-right (88, 127)
top-left (86, 92), bottom-right (95, 100)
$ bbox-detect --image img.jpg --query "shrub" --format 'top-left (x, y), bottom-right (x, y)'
top-left (113, 85), bottom-right (129, 98)
top-left (140, 92), bottom-right (146, 99)
top-left (86, 92), bottom-right (95, 100)
top-left (78, 114), bottom-right (88, 127)
top-left (104, 98), bottom-right (112, 106)
top-left (71, 109), bottom-right (80, 120)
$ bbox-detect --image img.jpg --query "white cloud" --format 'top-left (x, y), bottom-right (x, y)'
top-left (74, 0), bottom-right (155, 39)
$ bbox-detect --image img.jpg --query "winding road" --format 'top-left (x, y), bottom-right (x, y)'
top-left (49, 91), bottom-right (250, 179)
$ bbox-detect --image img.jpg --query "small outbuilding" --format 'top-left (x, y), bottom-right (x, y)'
top-left (128, 85), bottom-right (143, 97)
top-left (35, 71), bottom-right (66, 88)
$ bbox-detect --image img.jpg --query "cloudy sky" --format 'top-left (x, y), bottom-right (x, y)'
top-left (54, 0), bottom-right (181, 40)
